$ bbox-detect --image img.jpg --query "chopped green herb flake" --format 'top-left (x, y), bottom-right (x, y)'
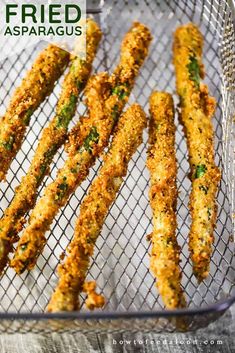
top-left (23, 108), bottom-right (33, 125)
top-left (2, 136), bottom-right (14, 151)
top-left (70, 62), bottom-right (77, 72)
top-left (59, 182), bottom-right (68, 191)
top-left (36, 164), bottom-right (47, 184)
top-left (36, 146), bottom-right (59, 184)
top-left (56, 94), bottom-right (77, 128)
top-left (21, 244), bottom-right (28, 251)
top-left (40, 165), bottom-right (47, 173)
top-left (44, 145), bottom-right (58, 161)
top-left (83, 127), bottom-right (99, 154)
top-left (195, 164), bottom-right (207, 179)
top-left (19, 243), bottom-right (29, 255)
top-left (187, 55), bottom-right (200, 89)
top-left (55, 181), bottom-right (69, 201)
top-left (77, 81), bottom-right (84, 90)
top-left (112, 86), bottom-right (128, 99)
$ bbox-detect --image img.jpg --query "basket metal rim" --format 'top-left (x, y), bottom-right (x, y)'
top-left (0, 295), bottom-right (234, 321)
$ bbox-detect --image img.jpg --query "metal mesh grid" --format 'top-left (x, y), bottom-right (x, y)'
top-left (0, 0), bottom-right (234, 332)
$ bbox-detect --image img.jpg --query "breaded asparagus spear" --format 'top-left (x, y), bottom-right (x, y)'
top-left (47, 104), bottom-right (146, 312)
top-left (0, 45), bottom-right (70, 181)
top-left (173, 23), bottom-right (221, 281)
top-left (10, 22), bottom-right (152, 274)
top-left (0, 19), bottom-right (102, 274)
top-left (147, 92), bottom-right (186, 309)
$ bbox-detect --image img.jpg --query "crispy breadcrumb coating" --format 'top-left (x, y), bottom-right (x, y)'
top-left (83, 281), bottom-right (105, 311)
top-left (147, 92), bottom-right (186, 309)
top-left (0, 19), bottom-right (102, 274)
top-left (0, 45), bottom-right (70, 181)
top-left (173, 23), bottom-right (221, 281)
top-left (10, 22), bottom-right (152, 274)
top-left (47, 104), bottom-right (146, 312)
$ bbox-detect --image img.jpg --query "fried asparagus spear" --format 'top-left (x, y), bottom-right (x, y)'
top-left (173, 23), bottom-right (221, 281)
top-left (0, 19), bottom-right (102, 274)
top-left (147, 92), bottom-right (186, 309)
top-left (47, 104), bottom-right (146, 312)
top-left (10, 22), bottom-right (152, 274)
top-left (0, 45), bottom-right (70, 181)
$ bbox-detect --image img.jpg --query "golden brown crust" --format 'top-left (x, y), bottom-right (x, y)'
top-left (83, 281), bottom-right (105, 310)
top-left (47, 104), bottom-right (146, 312)
top-left (0, 45), bottom-right (70, 181)
top-left (147, 92), bottom-right (186, 309)
top-left (10, 22), bottom-right (152, 274)
top-left (173, 23), bottom-right (221, 281)
top-left (0, 19), bottom-right (102, 274)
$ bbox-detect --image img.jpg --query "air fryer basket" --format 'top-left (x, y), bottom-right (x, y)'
top-left (0, 0), bottom-right (234, 333)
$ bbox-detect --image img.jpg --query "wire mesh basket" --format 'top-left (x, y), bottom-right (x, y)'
top-left (0, 0), bottom-right (235, 333)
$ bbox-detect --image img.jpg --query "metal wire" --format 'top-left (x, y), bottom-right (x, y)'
top-left (0, 0), bottom-right (234, 333)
